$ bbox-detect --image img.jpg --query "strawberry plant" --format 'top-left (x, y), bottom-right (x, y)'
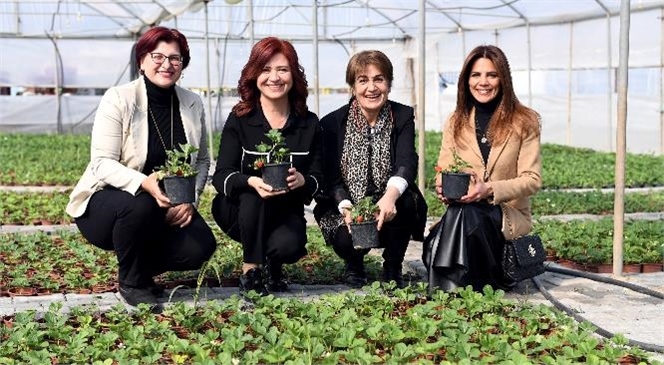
top-left (349, 196), bottom-right (379, 224)
top-left (439, 148), bottom-right (471, 174)
top-left (155, 143), bottom-right (199, 179)
top-left (253, 129), bottom-right (290, 170)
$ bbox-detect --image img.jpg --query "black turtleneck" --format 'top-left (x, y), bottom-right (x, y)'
top-left (474, 97), bottom-right (499, 164)
top-left (143, 75), bottom-right (187, 175)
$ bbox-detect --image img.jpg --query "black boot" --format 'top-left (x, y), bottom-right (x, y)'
top-left (119, 284), bottom-right (163, 313)
top-left (342, 259), bottom-right (367, 288)
top-left (382, 229), bottom-right (410, 288)
top-left (382, 262), bottom-right (405, 288)
top-left (265, 259), bottom-right (288, 292)
top-left (239, 267), bottom-right (269, 297)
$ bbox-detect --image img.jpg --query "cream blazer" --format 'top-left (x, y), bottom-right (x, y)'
top-left (66, 78), bottom-right (209, 218)
top-left (437, 109), bottom-right (542, 240)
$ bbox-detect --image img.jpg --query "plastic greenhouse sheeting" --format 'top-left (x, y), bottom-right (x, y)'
top-left (1, 0), bottom-right (663, 154)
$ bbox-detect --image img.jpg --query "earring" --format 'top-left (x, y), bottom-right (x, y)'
top-left (139, 69), bottom-right (144, 75)
top-left (180, 72), bottom-right (184, 80)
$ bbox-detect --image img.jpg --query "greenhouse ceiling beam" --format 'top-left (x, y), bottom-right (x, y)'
top-left (425, 0), bottom-right (462, 32)
top-left (354, 0), bottom-right (408, 36)
top-left (79, 2), bottom-right (138, 36)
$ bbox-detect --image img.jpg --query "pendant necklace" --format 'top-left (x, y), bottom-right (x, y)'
top-left (148, 94), bottom-right (174, 151)
top-left (475, 113), bottom-right (489, 145)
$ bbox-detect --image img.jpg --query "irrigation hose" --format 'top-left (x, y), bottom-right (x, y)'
top-left (532, 265), bottom-right (664, 354)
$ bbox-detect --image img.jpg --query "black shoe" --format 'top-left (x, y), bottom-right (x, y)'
top-left (265, 260), bottom-right (288, 292)
top-left (342, 261), bottom-right (367, 288)
top-left (119, 285), bottom-right (162, 313)
top-left (146, 278), bottom-right (165, 296)
top-left (382, 263), bottom-right (406, 289)
top-left (239, 267), bottom-right (269, 298)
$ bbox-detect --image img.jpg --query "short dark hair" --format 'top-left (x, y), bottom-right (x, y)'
top-left (345, 50), bottom-right (394, 89)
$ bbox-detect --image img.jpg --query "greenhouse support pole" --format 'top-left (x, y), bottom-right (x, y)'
top-left (312, 1), bottom-right (320, 116)
top-left (204, 1), bottom-right (213, 155)
top-left (660, 7), bottom-right (664, 155)
top-left (248, 0), bottom-right (254, 45)
top-left (566, 22), bottom-right (574, 146)
top-left (613, 0), bottom-right (630, 276)
top-left (417, 0), bottom-right (426, 193)
top-left (606, 12), bottom-right (613, 152)
top-left (526, 22), bottom-right (532, 107)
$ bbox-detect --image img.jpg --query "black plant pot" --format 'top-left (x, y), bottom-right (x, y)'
top-left (262, 162), bottom-right (290, 191)
top-left (350, 220), bottom-right (380, 249)
top-left (162, 175), bottom-right (196, 205)
top-left (442, 172), bottom-right (470, 201)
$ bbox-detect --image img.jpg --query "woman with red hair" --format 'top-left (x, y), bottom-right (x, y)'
top-left (211, 37), bottom-right (323, 297)
top-left (67, 27), bottom-right (216, 312)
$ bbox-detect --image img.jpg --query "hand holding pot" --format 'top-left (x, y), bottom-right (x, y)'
top-left (142, 172), bottom-right (171, 208)
top-left (166, 203), bottom-right (194, 228)
top-left (286, 167), bottom-right (305, 190)
top-left (248, 176), bottom-right (287, 199)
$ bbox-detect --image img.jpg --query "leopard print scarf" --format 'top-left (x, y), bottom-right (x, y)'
top-left (340, 99), bottom-right (393, 203)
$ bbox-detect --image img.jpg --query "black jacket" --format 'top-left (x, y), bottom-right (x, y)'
top-left (315, 100), bottom-right (427, 240)
top-left (212, 107), bottom-right (324, 209)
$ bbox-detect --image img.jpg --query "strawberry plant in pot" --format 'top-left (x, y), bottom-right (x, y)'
top-left (437, 148), bottom-right (472, 201)
top-left (155, 143), bottom-right (199, 205)
top-left (348, 196), bottom-right (380, 249)
top-left (253, 129), bottom-right (291, 191)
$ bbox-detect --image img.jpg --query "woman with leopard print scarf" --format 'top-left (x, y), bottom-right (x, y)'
top-left (313, 50), bottom-right (427, 289)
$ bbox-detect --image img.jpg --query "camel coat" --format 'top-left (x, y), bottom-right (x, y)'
top-left (437, 109), bottom-right (541, 240)
top-left (66, 78), bottom-right (209, 218)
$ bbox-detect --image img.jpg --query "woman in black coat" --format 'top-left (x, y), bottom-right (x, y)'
top-left (314, 50), bottom-right (427, 288)
top-left (211, 37), bottom-right (323, 297)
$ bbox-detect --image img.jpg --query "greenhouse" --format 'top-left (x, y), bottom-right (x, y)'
top-left (1, 0), bottom-right (663, 154)
top-left (1, 1), bottom-right (663, 364)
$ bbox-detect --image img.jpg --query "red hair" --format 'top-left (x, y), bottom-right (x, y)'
top-left (135, 26), bottom-right (191, 70)
top-left (233, 37), bottom-right (309, 118)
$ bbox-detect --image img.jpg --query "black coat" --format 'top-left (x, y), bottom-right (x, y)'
top-left (315, 100), bottom-right (427, 241)
top-left (211, 107), bottom-right (324, 211)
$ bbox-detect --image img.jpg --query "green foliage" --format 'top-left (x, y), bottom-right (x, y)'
top-left (3, 132), bottom-right (663, 188)
top-left (440, 148), bottom-right (472, 174)
top-left (533, 218), bottom-right (663, 264)
top-left (155, 143), bottom-right (199, 179)
top-left (349, 196), bottom-right (380, 223)
top-left (253, 129), bottom-right (290, 169)
top-left (0, 286), bottom-right (656, 364)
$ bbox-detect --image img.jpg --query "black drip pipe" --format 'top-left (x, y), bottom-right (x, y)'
top-left (533, 265), bottom-right (664, 354)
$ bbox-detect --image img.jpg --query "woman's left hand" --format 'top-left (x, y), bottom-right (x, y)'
top-left (286, 167), bottom-right (305, 190)
top-left (165, 203), bottom-right (195, 228)
top-left (459, 172), bottom-right (490, 203)
top-left (376, 187), bottom-right (400, 230)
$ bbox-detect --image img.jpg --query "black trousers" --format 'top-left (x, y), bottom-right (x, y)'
top-left (328, 191), bottom-right (416, 268)
top-left (211, 192), bottom-right (307, 265)
top-left (75, 188), bottom-right (217, 287)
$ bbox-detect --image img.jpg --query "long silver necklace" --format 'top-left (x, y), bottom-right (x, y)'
top-left (148, 94), bottom-right (174, 151)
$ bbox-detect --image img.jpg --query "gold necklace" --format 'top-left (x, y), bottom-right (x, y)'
top-left (148, 94), bottom-right (174, 151)
top-left (475, 113), bottom-right (489, 145)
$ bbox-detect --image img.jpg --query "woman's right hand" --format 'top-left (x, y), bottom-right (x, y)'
top-left (342, 206), bottom-right (353, 232)
top-left (435, 174), bottom-right (450, 204)
top-left (141, 173), bottom-right (171, 208)
top-left (248, 176), bottom-right (287, 199)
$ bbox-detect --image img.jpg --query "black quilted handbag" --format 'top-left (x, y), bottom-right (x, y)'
top-left (502, 235), bottom-right (546, 282)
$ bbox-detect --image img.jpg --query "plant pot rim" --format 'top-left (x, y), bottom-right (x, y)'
top-left (350, 220), bottom-right (378, 226)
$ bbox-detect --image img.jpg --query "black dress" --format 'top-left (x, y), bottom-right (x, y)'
top-left (423, 99), bottom-right (515, 292)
